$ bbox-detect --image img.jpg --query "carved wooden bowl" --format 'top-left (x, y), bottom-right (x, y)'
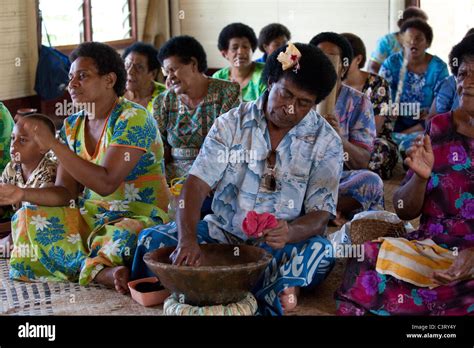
top-left (143, 244), bottom-right (272, 306)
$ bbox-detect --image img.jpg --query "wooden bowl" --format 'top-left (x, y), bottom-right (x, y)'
top-left (143, 244), bottom-right (272, 306)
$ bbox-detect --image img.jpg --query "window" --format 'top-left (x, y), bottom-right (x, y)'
top-left (39, 0), bottom-right (136, 49)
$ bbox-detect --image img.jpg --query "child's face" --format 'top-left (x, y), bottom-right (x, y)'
top-left (10, 123), bottom-right (43, 165)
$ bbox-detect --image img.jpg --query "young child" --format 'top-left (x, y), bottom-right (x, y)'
top-left (0, 114), bottom-right (57, 257)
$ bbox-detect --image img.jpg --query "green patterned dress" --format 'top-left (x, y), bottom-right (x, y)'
top-left (212, 62), bottom-right (267, 102)
top-left (153, 77), bottom-right (240, 180)
top-left (0, 102), bottom-right (14, 172)
top-left (9, 98), bottom-right (169, 285)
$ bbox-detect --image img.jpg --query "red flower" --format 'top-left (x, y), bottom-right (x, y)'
top-left (242, 211), bottom-right (278, 238)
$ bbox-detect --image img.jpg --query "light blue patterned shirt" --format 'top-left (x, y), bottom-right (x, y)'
top-left (370, 32), bottom-right (402, 65)
top-left (434, 75), bottom-right (459, 113)
top-left (189, 93), bottom-right (344, 242)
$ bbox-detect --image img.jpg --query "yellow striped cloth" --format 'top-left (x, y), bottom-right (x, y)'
top-left (375, 238), bottom-right (455, 288)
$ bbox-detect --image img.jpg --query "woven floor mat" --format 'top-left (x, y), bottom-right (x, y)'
top-left (0, 165), bottom-right (411, 316)
top-left (0, 259), bottom-right (163, 315)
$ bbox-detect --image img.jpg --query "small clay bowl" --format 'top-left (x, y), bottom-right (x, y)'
top-left (128, 277), bottom-right (170, 307)
top-left (144, 244), bottom-right (272, 306)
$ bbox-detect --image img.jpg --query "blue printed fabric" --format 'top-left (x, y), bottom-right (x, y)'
top-left (131, 93), bottom-right (344, 315)
top-left (131, 221), bottom-right (335, 315)
top-left (379, 52), bottom-right (449, 132)
top-left (370, 32), bottom-right (402, 65)
top-left (434, 75), bottom-right (459, 113)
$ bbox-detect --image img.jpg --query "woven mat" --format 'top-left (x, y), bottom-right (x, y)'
top-left (0, 259), bottom-right (163, 316)
top-left (0, 163), bottom-right (414, 316)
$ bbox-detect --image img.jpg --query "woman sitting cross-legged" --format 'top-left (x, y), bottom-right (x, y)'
top-left (0, 42), bottom-right (169, 293)
top-left (367, 6), bottom-right (428, 74)
top-left (342, 32), bottom-right (398, 180)
top-left (132, 43), bottom-right (343, 315)
top-left (155, 35), bottom-right (240, 182)
top-left (0, 102), bottom-right (14, 173)
top-left (256, 23), bottom-right (291, 63)
top-left (430, 28), bottom-right (474, 116)
top-left (123, 42), bottom-right (166, 114)
top-left (310, 32), bottom-right (384, 226)
top-left (213, 22), bottom-right (267, 102)
top-left (335, 35), bottom-right (474, 315)
top-left (379, 19), bottom-right (449, 161)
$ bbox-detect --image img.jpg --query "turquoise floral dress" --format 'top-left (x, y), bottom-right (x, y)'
top-left (0, 102), bottom-right (14, 172)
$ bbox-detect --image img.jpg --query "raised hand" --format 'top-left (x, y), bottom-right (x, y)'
top-left (20, 118), bottom-right (57, 153)
top-left (404, 135), bottom-right (434, 180)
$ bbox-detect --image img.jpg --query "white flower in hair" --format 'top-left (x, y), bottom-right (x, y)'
top-left (276, 42), bottom-right (302, 72)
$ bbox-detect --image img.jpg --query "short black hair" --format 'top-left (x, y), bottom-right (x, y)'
top-left (397, 6), bottom-right (428, 28)
top-left (449, 34), bottom-right (474, 76)
top-left (262, 43), bottom-right (337, 104)
top-left (258, 23), bottom-right (291, 53)
top-left (217, 22), bottom-right (258, 52)
top-left (158, 35), bottom-right (207, 73)
top-left (123, 42), bottom-right (160, 72)
top-left (70, 42), bottom-right (126, 96)
top-left (341, 33), bottom-right (366, 69)
top-left (23, 113), bottom-right (56, 135)
top-left (309, 32), bottom-right (354, 79)
top-left (400, 18), bottom-right (433, 45)
top-left (465, 28), bottom-right (474, 37)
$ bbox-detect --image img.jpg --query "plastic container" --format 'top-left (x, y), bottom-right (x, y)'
top-left (128, 277), bottom-right (170, 307)
top-left (168, 177), bottom-right (185, 221)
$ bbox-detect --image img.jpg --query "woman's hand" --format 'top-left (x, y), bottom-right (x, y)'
top-left (21, 118), bottom-right (57, 152)
top-left (432, 248), bottom-right (474, 285)
top-left (404, 135), bottom-right (434, 180)
top-left (263, 220), bottom-right (290, 249)
top-left (0, 184), bottom-right (24, 205)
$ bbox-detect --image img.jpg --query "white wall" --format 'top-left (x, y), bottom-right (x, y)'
top-left (172, 0), bottom-right (391, 69)
top-left (421, 0), bottom-right (474, 64)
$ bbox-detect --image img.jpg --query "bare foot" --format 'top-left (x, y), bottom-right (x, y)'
top-left (0, 234), bottom-right (13, 258)
top-left (332, 211), bottom-right (348, 227)
top-left (279, 287), bottom-right (300, 314)
top-left (95, 266), bottom-right (130, 294)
